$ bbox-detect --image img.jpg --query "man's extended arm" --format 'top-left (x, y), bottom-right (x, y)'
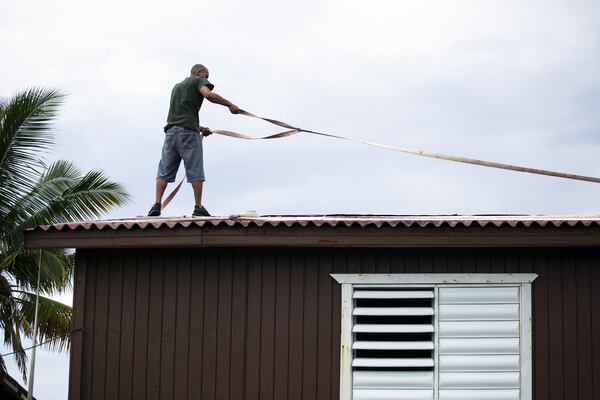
top-left (199, 86), bottom-right (240, 114)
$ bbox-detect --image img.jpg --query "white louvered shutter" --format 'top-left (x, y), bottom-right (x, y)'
top-left (348, 285), bottom-right (526, 400)
top-left (351, 288), bottom-right (435, 400)
top-left (437, 286), bottom-right (521, 400)
top-left (333, 274), bottom-right (535, 400)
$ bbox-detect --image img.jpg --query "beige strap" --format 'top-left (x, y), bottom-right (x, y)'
top-left (228, 110), bottom-right (600, 184)
top-left (161, 178), bottom-right (183, 210)
top-left (161, 109), bottom-right (600, 212)
top-left (211, 128), bottom-right (300, 140)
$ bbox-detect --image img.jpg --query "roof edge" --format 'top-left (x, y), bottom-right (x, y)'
top-left (24, 221), bottom-right (600, 249)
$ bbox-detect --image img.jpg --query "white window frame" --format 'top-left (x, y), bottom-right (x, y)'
top-left (331, 273), bottom-right (538, 400)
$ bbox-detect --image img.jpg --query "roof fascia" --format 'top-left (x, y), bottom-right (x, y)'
top-left (23, 224), bottom-right (600, 249)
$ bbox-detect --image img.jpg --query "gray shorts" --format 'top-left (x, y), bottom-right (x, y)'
top-left (156, 126), bottom-right (205, 182)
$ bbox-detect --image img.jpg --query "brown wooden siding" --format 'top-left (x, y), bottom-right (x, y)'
top-left (69, 247), bottom-right (600, 400)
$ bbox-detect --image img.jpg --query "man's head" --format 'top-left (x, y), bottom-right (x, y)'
top-left (191, 64), bottom-right (209, 78)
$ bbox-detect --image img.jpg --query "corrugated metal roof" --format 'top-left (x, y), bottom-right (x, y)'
top-left (30, 214), bottom-right (600, 232)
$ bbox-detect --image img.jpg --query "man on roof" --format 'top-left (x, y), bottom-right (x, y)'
top-left (148, 63), bottom-right (241, 217)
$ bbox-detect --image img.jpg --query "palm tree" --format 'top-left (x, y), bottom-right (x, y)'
top-left (0, 87), bottom-right (129, 379)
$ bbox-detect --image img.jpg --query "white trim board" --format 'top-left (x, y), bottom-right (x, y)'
top-left (331, 273), bottom-right (538, 285)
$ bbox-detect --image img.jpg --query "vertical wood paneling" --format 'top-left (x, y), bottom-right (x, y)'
top-left (504, 248), bottom-right (520, 274)
top-left (446, 247), bottom-right (461, 275)
top-left (576, 252), bottom-right (593, 400)
top-left (160, 251), bottom-right (178, 399)
top-left (347, 248), bottom-right (362, 274)
top-left (330, 250), bottom-right (346, 400)
top-left (274, 249), bottom-right (291, 400)
top-left (361, 249), bottom-right (376, 274)
top-left (173, 249), bottom-right (191, 400)
top-left (132, 250), bottom-right (150, 399)
top-left (390, 248), bottom-right (406, 273)
top-left (317, 249), bottom-right (333, 400)
top-left (259, 251), bottom-right (276, 400)
top-left (519, 248), bottom-right (534, 278)
top-left (69, 251), bottom-right (87, 400)
top-left (591, 253), bottom-right (600, 400)
top-left (547, 251), bottom-right (564, 400)
top-left (475, 248), bottom-right (490, 273)
top-left (105, 251), bottom-right (123, 399)
top-left (90, 252), bottom-right (109, 400)
top-left (562, 253), bottom-right (579, 399)
top-left (216, 249), bottom-right (233, 400)
top-left (245, 249), bottom-right (262, 400)
top-left (375, 248), bottom-right (391, 273)
top-left (404, 248), bottom-right (419, 273)
top-left (288, 249), bottom-right (304, 400)
top-left (461, 248), bottom-right (477, 273)
top-left (146, 250), bottom-right (164, 400)
top-left (81, 251), bottom-right (97, 400)
top-left (118, 250), bottom-right (137, 399)
top-left (489, 248), bottom-right (505, 273)
top-left (418, 248), bottom-right (434, 273)
top-left (302, 250), bottom-right (319, 400)
top-left (433, 248), bottom-right (448, 273)
top-left (72, 246), bottom-right (600, 400)
top-left (201, 251), bottom-right (219, 400)
top-left (188, 249), bottom-right (206, 397)
top-left (229, 249), bottom-right (248, 400)
top-left (532, 250), bottom-right (550, 400)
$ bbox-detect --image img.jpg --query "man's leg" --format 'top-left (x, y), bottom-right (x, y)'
top-left (148, 178), bottom-right (168, 216)
top-left (150, 129), bottom-right (180, 216)
top-left (155, 179), bottom-right (168, 204)
top-left (191, 180), bottom-right (210, 216)
top-left (191, 181), bottom-right (203, 207)
top-left (181, 130), bottom-right (207, 212)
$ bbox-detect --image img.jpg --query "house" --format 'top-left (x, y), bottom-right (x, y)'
top-left (25, 215), bottom-right (600, 400)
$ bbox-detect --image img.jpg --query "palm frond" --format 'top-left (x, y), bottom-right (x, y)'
top-left (0, 275), bottom-right (29, 380)
top-left (15, 292), bottom-right (72, 353)
top-left (21, 165), bottom-right (130, 226)
top-left (2, 161), bottom-right (130, 252)
top-left (58, 169), bottom-right (131, 219)
top-left (1, 160), bottom-right (81, 247)
top-left (0, 88), bottom-right (65, 221)
top-left (1, 249), bottom-right (73, 294)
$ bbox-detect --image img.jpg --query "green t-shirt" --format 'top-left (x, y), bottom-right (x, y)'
top-left (164, 76), bottom-right (215, 132)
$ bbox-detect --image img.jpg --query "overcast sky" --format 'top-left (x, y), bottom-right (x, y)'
top-left (2, 0), bottom-right (600, 397)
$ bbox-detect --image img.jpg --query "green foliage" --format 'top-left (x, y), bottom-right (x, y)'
top-left (0, 87), bottom-right (130, 380)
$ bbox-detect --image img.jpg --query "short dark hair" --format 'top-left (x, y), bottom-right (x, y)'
top-left (191, 64), bottom-right (208, 76)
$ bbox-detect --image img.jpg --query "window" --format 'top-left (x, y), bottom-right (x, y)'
top-left (331, 274), bottom-right (537, 400)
